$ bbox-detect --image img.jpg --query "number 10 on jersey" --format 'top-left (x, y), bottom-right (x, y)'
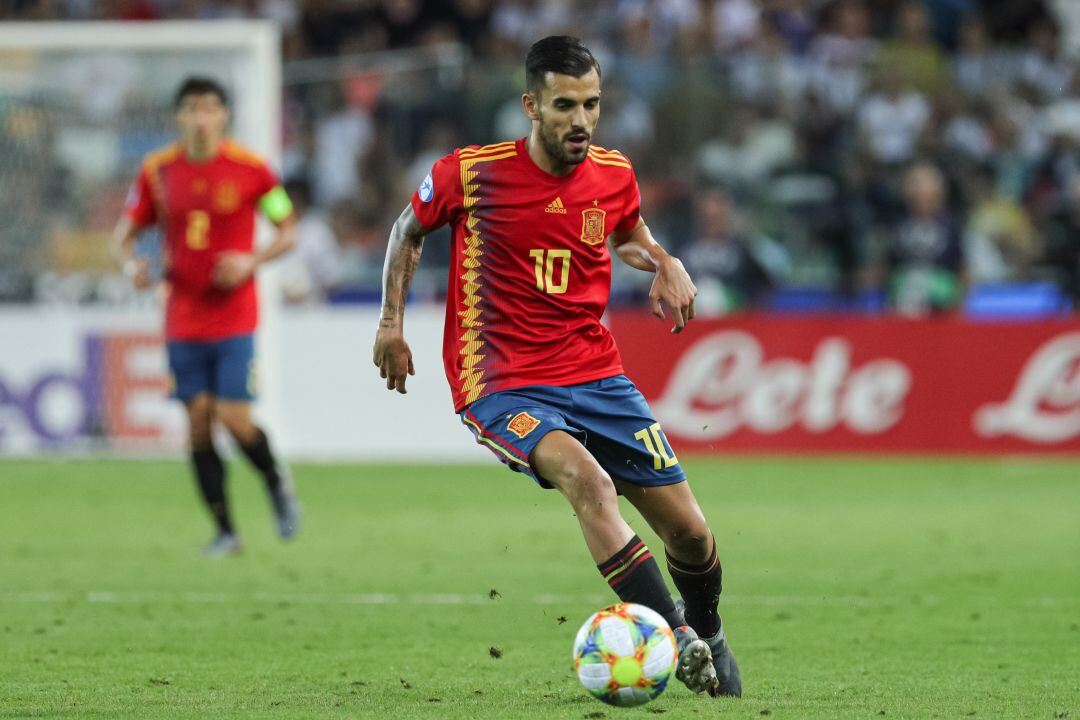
top-left (530, 249), bottom-right (570, 294)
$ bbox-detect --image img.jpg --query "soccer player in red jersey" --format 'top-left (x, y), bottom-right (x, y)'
top-left (373, 37), bottom-right (742, 697)
top-left (113, 77), bottom-right (301, 556)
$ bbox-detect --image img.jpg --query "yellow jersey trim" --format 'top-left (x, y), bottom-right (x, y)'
top-left (461, 414), bottom-right (531, 468)
top-left (221, 140), bottom-right (268, 168)
top-left (455, 148), bottom-right (517, 405)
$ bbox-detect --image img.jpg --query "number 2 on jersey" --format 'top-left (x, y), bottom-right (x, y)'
top-left (530, 249), bottom-right (571, 294)
top-left (634, 422), bottom-right (679, 470)
top-left (186, 210), bottom-right (210, 250)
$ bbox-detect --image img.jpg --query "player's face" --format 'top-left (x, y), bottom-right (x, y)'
top-left (176, 93), bottom-right (229, 152)
top-left (528, 68), bottom-right (601, 167)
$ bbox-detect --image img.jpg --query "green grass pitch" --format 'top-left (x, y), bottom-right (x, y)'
top-left (1, 457), bottom-right (1078, 719)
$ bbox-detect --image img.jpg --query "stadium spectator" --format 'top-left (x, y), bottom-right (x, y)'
top-left (682, 188), bottom-right (780, 314)
top-left (1042, 174), bottom-right (1080, 303)
top-left (877, 0), bottom-right (948, 96)
top-left (310, 83), bottom-right (375, 206)
top-left (965, 165), bottom-right (1041, 282)
top-left (591, 78), bottom-right (655, 158)
top-left (806, 0), bottom-right (878, 114)
top-left (614, 14), bottom-right (672, 103)
top-left (440, 0), bottom-right (495, 52)
top-left (709, 0), bottom-right (760, 53)
top-left (6, 0), bottom-right (1080, 312)
top-left (884, 162), bottom-right (967, 314)
top-left (727, 19), bottom-right (805, 111)
top-left (765, 0), bottom-right (817, 55)
top-left (280, 179), bottom-right (343, 304)
top-left (1041, 72), bottom-right (1080, 145)
top-left (952, 14), bottom-right (1014, 97)
top-left (942, 95), bottom-right (995, 163)
top-left (489, 0), bottom-right (570, 52)
top-left (1018, 17), bottom-right (1073, 101)
top-left (857, 64), bottom-right (930, 168)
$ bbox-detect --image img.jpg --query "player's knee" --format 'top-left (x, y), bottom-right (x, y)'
top-left (217, 408), bottom-right (255, 444)
top-left (222, 418), bottom-right (257, 445)
top-left (664, 520), bottom-right (712, 564)
top-left (186, 406), bottom-right (214, 448)
top-left (561, 467), bottom-right (618, 515)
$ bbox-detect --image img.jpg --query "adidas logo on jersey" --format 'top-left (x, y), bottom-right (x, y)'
top-left (545, 197), bottom-right (567, 214)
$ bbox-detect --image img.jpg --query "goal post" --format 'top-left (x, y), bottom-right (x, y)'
top-left (0, 21), bottom-right (283, 454)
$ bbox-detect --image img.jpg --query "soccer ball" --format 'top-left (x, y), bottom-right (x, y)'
top-left (571, 602), bottom-right (677, 707)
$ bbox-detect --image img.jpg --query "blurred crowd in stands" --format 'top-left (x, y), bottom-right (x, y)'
top-left (3, 0), bottom-right (1080, 316)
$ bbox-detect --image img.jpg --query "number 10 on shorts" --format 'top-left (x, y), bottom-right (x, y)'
top-left (634, 422), bottom-right (679, 470)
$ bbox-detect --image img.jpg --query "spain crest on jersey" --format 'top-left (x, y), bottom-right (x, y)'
top-left (581, 204), bottom-right (606, 245)
top-left (507, 411), bottom-right (541, 439)
top-left (214, 181), bottom-right (240, 214)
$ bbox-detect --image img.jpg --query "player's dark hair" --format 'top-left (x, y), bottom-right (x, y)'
top-left (174, 77), bottom-right (229, 109)
top-left (525, 36), bottom-right (601, 95)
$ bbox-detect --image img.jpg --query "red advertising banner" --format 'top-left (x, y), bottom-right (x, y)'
top-left (609, 313), bottom-right (1080, 454)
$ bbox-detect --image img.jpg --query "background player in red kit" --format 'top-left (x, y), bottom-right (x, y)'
top-left (114, 77), bottom-right (300, 556)
top-left (373, 37), bottom-right (742, 698)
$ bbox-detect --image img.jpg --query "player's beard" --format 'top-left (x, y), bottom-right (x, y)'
top-left (538, 119), bottom-right (590, 168)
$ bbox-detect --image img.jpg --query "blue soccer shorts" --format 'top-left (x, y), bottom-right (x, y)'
top-left (459, 375), bottom-right (686, 488)
top-left (166, 334), bottom-right (256, 402)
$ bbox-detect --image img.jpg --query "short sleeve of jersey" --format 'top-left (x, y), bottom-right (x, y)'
top-left (614, 164), bottom-right (641, 233)
top-left (255, 160), bottom-right (280, 197)
top-left (410, 152), bottom-right (462, 231)
top-left (125, 166), bottom-right (156, 227)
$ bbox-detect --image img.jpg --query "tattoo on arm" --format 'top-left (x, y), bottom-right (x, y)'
top-left (379, 206), bottom-right (428, 329)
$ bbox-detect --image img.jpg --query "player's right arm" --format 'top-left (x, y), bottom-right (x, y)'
top-left (111, 164), bottom-right (157, 290)
top-left (373, 152), bottom-right (461, 394)
top-left (373, 204), bottom-right (429, 394)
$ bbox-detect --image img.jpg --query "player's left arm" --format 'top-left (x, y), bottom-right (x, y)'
top-left (212, 185), bottom-right (298, 288)
top-left (608, 219), bottom-right (697, 334)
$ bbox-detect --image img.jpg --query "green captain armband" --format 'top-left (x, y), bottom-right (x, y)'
top-left (259, 185), bottom-right (294, 223)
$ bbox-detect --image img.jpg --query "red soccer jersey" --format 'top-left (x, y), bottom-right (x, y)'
top-left (125, 140), bottom-right (280, 340)
top-left (411, 138), bottom-right (641, 412)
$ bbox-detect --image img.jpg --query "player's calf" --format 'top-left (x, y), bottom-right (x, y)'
top-left (191, 444), bottom-right (235, 537)
top-left (666, 533), bottom-right (723, 640)
top-left (267, 463), bottom-right (302, 539)
top-left (668, 536), bottom-right (742, 697)
top-left (235, 427), bottom-right (301, 539)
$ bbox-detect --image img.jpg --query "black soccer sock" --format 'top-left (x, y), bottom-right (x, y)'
top-left (191, 446), bottom-right (233, 535)
top-left (597, 534), bottom-right (682, 630)
top-left (667, 534), bottom-right (723, 638)
top-left (238, 427), bottom-right (281, 492)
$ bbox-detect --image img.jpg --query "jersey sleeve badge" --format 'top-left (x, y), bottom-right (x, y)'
top-left (507, 411), bottom-right (542, 439)
top-left (418, 171), bottom-right (434, 202)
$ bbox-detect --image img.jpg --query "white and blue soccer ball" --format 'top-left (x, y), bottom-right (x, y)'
top-left (571, 602), bottom-right (677, 707)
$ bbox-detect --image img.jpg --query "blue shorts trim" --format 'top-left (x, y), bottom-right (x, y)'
top-left (459, 375), bottom-right (687, 489)
top-left (166, 334), bottom-right (256, 402)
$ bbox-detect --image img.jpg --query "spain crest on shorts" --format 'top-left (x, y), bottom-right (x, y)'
top-left (580, 203), bottom-right (606, 245)
top-left (507, 411), bottom-right (541, 439)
